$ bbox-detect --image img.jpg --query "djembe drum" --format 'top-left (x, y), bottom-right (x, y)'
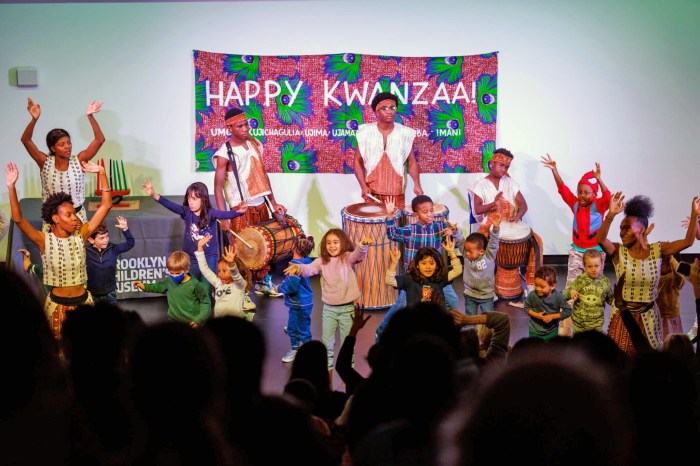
top-left (341, 202), bottom-right (401, 310)
top-left (495, 220), bottom-right (533, 300)
top-left (234, 215), bottom-right (303, 272)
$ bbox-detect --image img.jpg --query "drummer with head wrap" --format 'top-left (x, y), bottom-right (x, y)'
top-left (213, 107), bottom-right (287, 300)
top-left (471, 148), bottom-right (543, 300)
top-left (349, 92), bottom-right (423, 209)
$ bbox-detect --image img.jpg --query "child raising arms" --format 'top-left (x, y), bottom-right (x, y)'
top-left (385, 236), bottom-right (463, 312)
top-left (284, 228), bottom-right (372, 371)
top-left (195, 234), bottom-right (253, 321)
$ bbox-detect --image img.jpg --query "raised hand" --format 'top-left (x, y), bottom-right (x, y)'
top-left (540, 153), bottom-right (557, 170)
top-left (222, 245), bottom-right (236, 264)
top-left (142, 178), bottom-right (155, 196)
top-left (115, 216), bottom-right (128, 230)
top-left (284, 263), bottom-right (301, 276)
top-left (360, 236), bottom-right (374, 245)
top-left (446, 220), bottom-right (459, 234)
top-left (27, 98), bottom-right (41, 119)
top-left (80, 160), bottom-right (103, 173)
top-left (681, 216), bottom-right (691, 229)
top-left (491, 212), bottom-right (502, 229)
top-left (86, 100), bottom-right (104, 116)
top-left (5, 162), bottom-right (19, 187)
top-left (197, 233), bottom-right (212, 251)
top-left (385, 198), bottom-right (396, 216)
top-left (389, 246), bottom-right (401, 263)
top-left (593, 162), bottom-right (602, 180)
top-left (609, 192), bottom-right (625, 216)
top-left (443, 235), bottom-right (455, 253)
top-left (691, 196), bottom-right (700, 217)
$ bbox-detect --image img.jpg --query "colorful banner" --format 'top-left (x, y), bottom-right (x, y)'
top-left (194, 51), bottom-right (497, 174)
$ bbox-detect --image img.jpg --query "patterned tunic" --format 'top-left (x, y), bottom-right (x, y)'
top-left (41, 230), bottom-right (87, 287)
top-left (213, 139), bottom-right (271, 207)
top-left (356, 122), bottom-right (416, 196)
top-left (41, 156), bottom-right (87, 223)
top-left (609, 242), bottom-right (663, 351)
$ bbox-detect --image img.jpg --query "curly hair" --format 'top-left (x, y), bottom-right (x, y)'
top-left (41, 192), bottom-right (74, 225)
top-left (624, 195), bottom-right (654, 228)
top-left (493, 147), bottom-right (514, 159)
top-left (319, 228), bottom-right (354, 264)
top-left (224, 256), bottom-right (253, 293)
top-left (465, 232), bottom-right (487, 251)
top-left (534, 265), bottom-right (558, 286)
top-left (408, 247), bottom-right (447, 283)
top-left (293, 233), bottom-right (315, 257)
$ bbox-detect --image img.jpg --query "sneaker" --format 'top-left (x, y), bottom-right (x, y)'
top-left (282, 349), bottom-right (297, 363)
top-left (243, 293), bottom-right (256, 311)
top-left (254, 279), bottom-right (283, 297)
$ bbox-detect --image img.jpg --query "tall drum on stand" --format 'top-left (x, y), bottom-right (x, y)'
top-left (494, 220), bottom-right (533, 300)
top-left (341, 202), bottom-right (401, 310)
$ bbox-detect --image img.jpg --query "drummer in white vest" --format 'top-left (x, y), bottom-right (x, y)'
top-left (471, 148), bottom-right (543, 296)
top-left (350, 92), bottom-right (423, 209)
top-left (213, 107), bottom-right (287, 302)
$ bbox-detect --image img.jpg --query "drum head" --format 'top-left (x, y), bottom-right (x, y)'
top-left (499, 221), bottom-right (532, 241)
top-left (235, 227), bottom-right (271, 270)
top-left (344, 202), bottom-right (389, 219)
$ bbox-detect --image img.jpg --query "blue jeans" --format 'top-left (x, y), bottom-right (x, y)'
top-left (92, 289), bottom-right (118, 305)
top-left (464, 295), bottom-right (494, 316)
top-left (287, 306), bottom-right (312, 350)
top-left (376, 284), bottom-right (459, 340)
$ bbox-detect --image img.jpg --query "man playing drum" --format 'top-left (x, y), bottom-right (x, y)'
top-left (471, 148), bottom-right (543, 299)
top-left (214, 107), bottom-right (288, 299)
top-left (349, 92), bottom-right (423, 209)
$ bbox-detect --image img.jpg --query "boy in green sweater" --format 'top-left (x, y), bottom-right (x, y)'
top-left (134, 250), bottom-right (211, 327)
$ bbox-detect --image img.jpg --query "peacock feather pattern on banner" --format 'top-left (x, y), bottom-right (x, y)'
top-left (195, 135), bottom-right (217, 172)
top-left (326, 101), bottom-right (364, 152)
top-left (241, 100), bottom-right (265, 144)
top-left (480, 140), bottom-right (496, 173)
top-left (280, 137), bottom-right (318, 173)
top-left (480, 53), bottom-right (497, 59)
top-left (325, 53), bottom-right (362, 83)
top-left (342, 161), bottom-right (353, 174)
top-left (378, 56), bottom-right (402, 64)
top-left (442, 161), bottom-right (467, 173)
top-left (194, 69), bottom-right (214, 126)
top-left (426, 56), bottom-right (463, 85)
top-left (428, 102), bottom-right (467, 153)
top-left (277, 55), bottom-right (300, 63)
top-left (376, 74), bottom-right (414, 124)
top-left (223, 54), bottom-right (261, 83)
top-left (276, 72), bottom-right (314, 127)
top-left (475, 73), bottom-right (497, 124)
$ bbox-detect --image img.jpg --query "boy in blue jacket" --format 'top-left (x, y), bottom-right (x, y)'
top-left (86, 216), bottom-right (135, 304)
top-left (276, 234), bottom-right (315, 363)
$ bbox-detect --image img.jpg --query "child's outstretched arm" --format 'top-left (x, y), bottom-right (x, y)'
top-left (284, 258), bottom-right (320, 278)
top-left (593, 162), bottom-right (609, 194)
top-left (195, 234), bottom-right (221, 287)
top-left (444, 236), bottom-right (463, 281)
top-left (541, 153), bottom-right (565, 189)
top-left (385, 246), bottom-right (401, 287)
top-left (114, 216), bottom-right (136, 253)
top-left (134, 280), bottom-right (166, 294)
top-left (222, 245), bottom-right (246, 291)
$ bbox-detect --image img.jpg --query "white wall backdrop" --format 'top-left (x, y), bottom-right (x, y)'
top-left (1, 0), bottom-right (699, 262)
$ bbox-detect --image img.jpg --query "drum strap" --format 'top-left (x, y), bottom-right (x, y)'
top-left (225, 141), bottom-right (245, 201)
